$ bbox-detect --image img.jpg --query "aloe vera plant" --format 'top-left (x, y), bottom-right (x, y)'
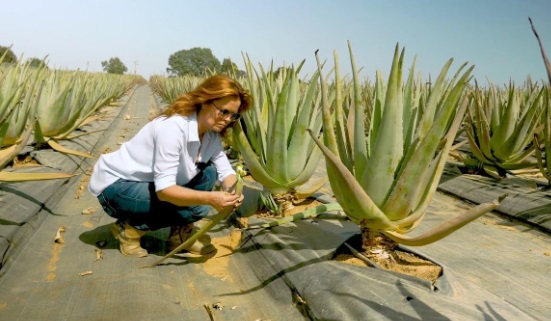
top-left (310, 42), bottom-right (506, 259)
top-left (150, 75), bottom-right (203, 104)
top-left (0, 59), bottom-right (78, 181)
top-left (34, 71), bottom-right (134, 158)
top-left (463, 81), bottom-right (544, 178)
top-left (233, 55), bottom-right (327, 214)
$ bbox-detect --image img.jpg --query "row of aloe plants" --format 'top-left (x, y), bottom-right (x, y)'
top-left (0, 55), bottom-right (143, 181)
top-left (150, 61), bottom-right (551, 187)
top-left (146, 35), bottom-right (550, 262)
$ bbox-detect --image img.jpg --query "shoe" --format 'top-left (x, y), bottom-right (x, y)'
top-left (167, 223), bottom-right (216, 255)
top-left (111, 221), bottom-right (148, 258)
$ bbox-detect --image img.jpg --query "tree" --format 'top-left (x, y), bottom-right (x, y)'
top-left (101, 57), bottom-right (128, 74)
top-left (0, 46), bottom-right (17, 64)
top-left (166, 47), bottom-right (221, 77)
top-left (221, 58), bottom-right (246, 78)
top-left (27, 57), bottom-right (48, 69)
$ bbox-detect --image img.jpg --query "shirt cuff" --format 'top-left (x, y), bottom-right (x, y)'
top-left (155, 176), bottom-right (176, 192)
top-left (218, 168), bottom-right (236, 183)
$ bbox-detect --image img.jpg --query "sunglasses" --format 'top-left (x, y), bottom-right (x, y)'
top-left (211, 101), bottom-right (241, 121)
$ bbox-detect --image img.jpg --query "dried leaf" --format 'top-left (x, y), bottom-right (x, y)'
top-left (54, 226), bottom-right (66, 244)
top-left (81, 207), bottom-right (97, 215)
top-left (95, 249), bottom-right (103, 261)
top-left (203, 303), bottom-right (214, 321)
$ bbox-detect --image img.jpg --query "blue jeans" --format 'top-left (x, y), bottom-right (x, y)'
top-left (97, 162), bottom-right (216, 231)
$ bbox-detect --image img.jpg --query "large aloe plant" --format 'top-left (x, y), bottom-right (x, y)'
top-left (233, 55), bottom-right (326, 213)
top-left (310, 42), bottom-right (506, 259)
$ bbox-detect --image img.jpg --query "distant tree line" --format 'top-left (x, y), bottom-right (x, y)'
top-left (166, 47), bottom-right (245, 77)
top-left (0, 46), bottom-right (48, 69)
top-left (2, 45), bottom-right (246, 77)
top-left (101, 57), bottom-right (128, 74)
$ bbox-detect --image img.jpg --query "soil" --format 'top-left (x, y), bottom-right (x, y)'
top-left (200, 229), bottom-right (243, 280)
top-left (247, 192), bottom-right (443, 282)
top-left (256, 198), bottom-right (325, 218)
top-left (11, 154), bottom-right (40, 168)
top-left (249, 195), bottom-right (443, 282)
top-left (334, 250), bottom-right (442, 283)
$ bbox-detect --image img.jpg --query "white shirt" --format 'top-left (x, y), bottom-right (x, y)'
top-left (88, 113), bottom-right (235, 196)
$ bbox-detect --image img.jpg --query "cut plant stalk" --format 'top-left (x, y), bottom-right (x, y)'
top-left (530, 17), bottom-right (551, 183)
top-left (146, 173), bottom-right (244, 267)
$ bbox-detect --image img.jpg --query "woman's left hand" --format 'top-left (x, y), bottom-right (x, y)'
top-left (234, 194), bottom-right (244, 209)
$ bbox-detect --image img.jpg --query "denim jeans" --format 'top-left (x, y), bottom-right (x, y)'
top-left (97, 162), bottom-right (216, 231)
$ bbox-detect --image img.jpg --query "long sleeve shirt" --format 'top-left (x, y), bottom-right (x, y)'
top-left (88, 113), bottom-right (235, 196)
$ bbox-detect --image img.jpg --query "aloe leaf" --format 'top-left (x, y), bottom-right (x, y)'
top-left (234, 122), bottom-right (284, 191)
top-left (491, 87), bottom-right (519, 159)
top-left (309, 129), bottom-right (396, 231)
top-left (265, 69), bottom-right (290, 184)
top-left (348, 41), bottom-right (368, 180)
top-left (244, 202), bottom-right (343, 230)
top-left (360, 45), bottom-right (404, 208)
top-left (287, 70), bottom-right (321, 180)
top-left (0, 171), bottom-right (76, 182)
top-left (315, 50), bottom-right (339, 157)
top-left (384, 194), bottom-right (507, 246)
top-left (45, 139), bottom-right (94, 159)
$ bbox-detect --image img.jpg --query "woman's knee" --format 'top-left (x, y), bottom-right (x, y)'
top-left (188, 162), bottom-right (217, 191)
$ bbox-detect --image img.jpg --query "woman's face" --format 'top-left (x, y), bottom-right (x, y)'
top-left (198, 96), bottom-right (241, 133)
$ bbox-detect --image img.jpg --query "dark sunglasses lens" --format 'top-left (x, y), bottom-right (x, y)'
top-left (231, 113), bottom-right (241, 121)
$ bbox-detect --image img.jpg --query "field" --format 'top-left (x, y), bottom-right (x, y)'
top-left (0, 49), bottom-right (551, 320)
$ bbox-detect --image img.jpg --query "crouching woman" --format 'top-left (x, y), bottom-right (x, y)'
top-left (88, 75), bottom-right (251, 258)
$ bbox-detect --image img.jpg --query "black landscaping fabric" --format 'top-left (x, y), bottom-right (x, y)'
top-left (0, 84), bottom-right (550, 320)
top-left (237, 181), bottom-right (549, 321)
top-left (438, 169), bottom-right (551, 231)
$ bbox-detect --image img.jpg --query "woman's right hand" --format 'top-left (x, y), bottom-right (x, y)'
top-left (209, 191), bottom-right (240, 212)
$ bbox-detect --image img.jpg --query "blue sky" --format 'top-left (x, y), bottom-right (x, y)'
top-left (1, 0), bottom-right (550, 85)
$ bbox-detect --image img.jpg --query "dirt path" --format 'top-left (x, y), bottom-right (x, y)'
top-left (0, 85), bottom-right (303, 321)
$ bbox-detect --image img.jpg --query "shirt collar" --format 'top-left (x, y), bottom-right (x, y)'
top-left (187, 112), bottom-right (200, 142)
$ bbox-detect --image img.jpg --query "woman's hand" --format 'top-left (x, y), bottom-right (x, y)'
top-left (234, 193), bottom-right (244, 209)
top-left (209, 191), bottom-right (240, 212)
top-left (221, 174), bottom-right (244, 209)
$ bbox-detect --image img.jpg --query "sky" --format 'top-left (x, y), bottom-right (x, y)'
top-left (1, 0), bottom-right (550, 86)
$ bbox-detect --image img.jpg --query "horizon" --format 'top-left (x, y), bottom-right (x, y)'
top-left (2, 0), bottom-right (551, 86)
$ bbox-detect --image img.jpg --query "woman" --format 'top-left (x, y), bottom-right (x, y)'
top-left (88, 75), bottom-right (252, 258)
